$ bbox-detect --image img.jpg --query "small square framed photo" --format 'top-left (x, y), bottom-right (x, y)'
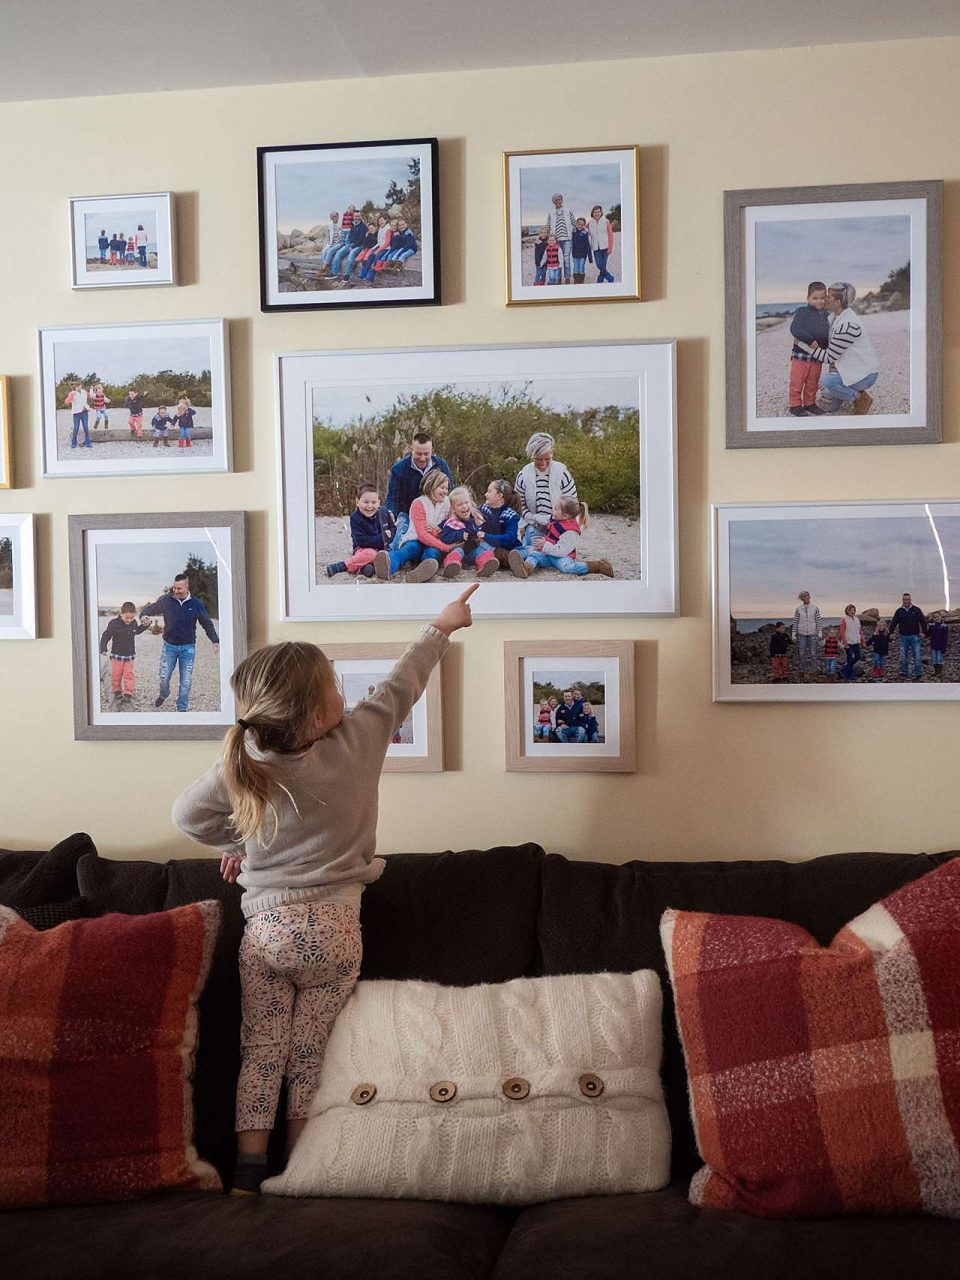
top-left (0, 513), bottom-right (37, 640)
top-left (724, 180), bottom-right (942, 448)
top-left (39, 319), bottom-right (231, 478)
top-left (68, 512), bottom-right (246, 740)
top-left (504, 640), bottom-right (635, 772)
top-left (0, 376), bottom-right (10, 488)
top-left (323, 642), bottom-right (443, 772)
top-left (69, 193), bottom-right (176, 289)
top-left (258, 138), bottom-right (440, 311)
top-left (503, 146), bottom-right (640, 305)
top-left (714, 500), bottom-right (960, 702)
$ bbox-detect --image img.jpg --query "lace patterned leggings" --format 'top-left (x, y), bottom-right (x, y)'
top-left (236, 900), bottom-right (362, 1130)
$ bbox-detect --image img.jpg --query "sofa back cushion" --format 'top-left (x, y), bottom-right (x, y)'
top-left (537, 850), bottom-right (954, 1179)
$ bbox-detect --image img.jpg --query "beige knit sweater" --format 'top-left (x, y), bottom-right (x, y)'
top-left (172, 626), bottom-right (448, 917)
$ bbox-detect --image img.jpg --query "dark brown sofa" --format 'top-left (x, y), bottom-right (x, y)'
top-left (2, 835), bottom-right (957, 1280)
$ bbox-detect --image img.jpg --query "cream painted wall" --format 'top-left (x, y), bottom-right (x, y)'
top-left (1, 38), bottom-right (958, 863)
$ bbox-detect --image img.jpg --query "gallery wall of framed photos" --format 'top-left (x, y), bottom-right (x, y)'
top-left (1, 35), bottom-right (960, 862)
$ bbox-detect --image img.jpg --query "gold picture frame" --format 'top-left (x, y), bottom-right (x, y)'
top-left (503, 145), bottom-right (640, 306)
top-left (0, 376), bottom-right (11, 488)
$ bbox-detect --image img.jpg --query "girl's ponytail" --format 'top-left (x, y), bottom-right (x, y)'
top-left (222, 721), bottom-right (282, 846)
top-left (578, 500), bottom-right (589, 530)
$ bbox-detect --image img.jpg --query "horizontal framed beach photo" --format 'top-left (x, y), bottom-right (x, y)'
top-left (0, 375), bottom-right (10, 488)
top-left (503, 640), bottom-right (635, 772)
top-left (714, 501), bottom-right (960, 702)
top-left (503, 146), bottom-right (640, 305)
top-left (276, 340), bottom-right (677, 622)
top-left (69, 192), bottom-right (176, 289)
top-left (0, 513), bottom-right (37, 640)
top-left (68, 511), bottom-right (246, 740)
top-left (39, 319), bottom-right (231, 478)
top-left (322, 643), bottom-right (443, 773)
top-left (258, 138), bottom-right (440, 311)
top-left (724, 180), bottom-right (942, 448)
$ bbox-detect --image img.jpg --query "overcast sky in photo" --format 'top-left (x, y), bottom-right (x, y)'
top-left (519, 163), bottom-right (621, 226)
top-left (54, 336), bottom-right (211, 383)
top-left (730, 511), bottom-right (960, 617)
top-left (275, 156), bottom-right (418, 232)
top-left (96, 540), bottom-right (217, 608)
top-left (754, 214), bottom-right (911, 302)
top-left (83, 209), bottom-right (157, 250)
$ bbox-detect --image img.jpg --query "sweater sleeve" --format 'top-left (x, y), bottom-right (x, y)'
top-left (350, 626), bottom-right (449, 746)
top-left (410, 500), bottom-right (449, 551)
top-left (171, 762), bottom-right (240, 855)
top-left (542, 529), bottom-right (579, 558)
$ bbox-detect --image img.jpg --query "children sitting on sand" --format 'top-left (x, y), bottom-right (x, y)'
top-left (508, 496), bottom-right (613, 579)
top-left (326, 483), bottom-right (397, 579)
top-left (374, 468), bottom-right (451, 583)
top-left (437, 486), bottom-right (499, 580)
top-left (787, 281), bottom-right (829, 418)
top-left (479, 479), bottom-right (521, 569)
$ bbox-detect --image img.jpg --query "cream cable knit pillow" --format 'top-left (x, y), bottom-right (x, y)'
top-left (264, 970), bottom-right (670, 1204)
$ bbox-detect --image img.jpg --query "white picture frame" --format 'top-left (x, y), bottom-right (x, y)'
top-left (277, 340), bottom-right (677, 621)
top-left (714, 500), bottom-right (960, 701)
top-left (0, 513), bottom-right (37, 640)
top-left (69, 192), bottom-right (176, 289)
top-left (39, 319), bottom-right (231, 479)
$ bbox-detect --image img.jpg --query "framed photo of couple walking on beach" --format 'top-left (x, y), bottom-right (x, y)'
top-left (724, 180), bottom-right (942, 449)
top-left (276, 340), bottom-right (677, 622)
top-left (258, 138), bottom-right (440, 311)
top-left (714, 501), bottom-right (960, 702)
top-left (503, 640), bottom-right (635, 772)
top-left (68, 511), bottom-right (247, 740)
top-left (38, 319), bottom-right (232, 479)
top-left (322, 642), bottom-right (443, 772)
top-left (503, 146), bottom-right (640, 305)
top-left (69, 192), bottom-right (176, 290)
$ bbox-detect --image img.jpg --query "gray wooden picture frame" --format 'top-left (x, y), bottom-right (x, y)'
top-left (724, 180), bottom-right (942, 449)
top-left (68, 511), bottom-right (246, 741)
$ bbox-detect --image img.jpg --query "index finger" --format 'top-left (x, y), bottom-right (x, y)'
top-left (458, 583), bottom-right (480, 603)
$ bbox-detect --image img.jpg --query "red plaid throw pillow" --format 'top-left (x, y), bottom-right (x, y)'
top-left (661, 860), bottom-right (960, 1218)
top-left (0, 901), bottom-right (222, 1207)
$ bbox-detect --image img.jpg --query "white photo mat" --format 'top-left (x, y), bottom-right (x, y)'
top-left (277, 341), bottom-right (677, 621)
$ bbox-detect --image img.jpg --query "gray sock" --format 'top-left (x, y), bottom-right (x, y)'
top-left (233, 1153), bottom-right (268, 1192)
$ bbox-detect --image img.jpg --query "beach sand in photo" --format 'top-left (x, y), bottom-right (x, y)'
top-left (56, 407), bottom-right (214, 463)
top-left (96, 619), bottom-right (221, 713)
top-left (314, 513), bottom-right (639, 584)
top-left (754, 310), bottom-right (910, 419)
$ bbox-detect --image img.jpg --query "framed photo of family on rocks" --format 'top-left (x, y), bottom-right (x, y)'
top-left (69, 192), bottom-right (177, 290)
top-left (258, 138), bottom-right (440, 311)
top-left (724, 180), bottom-right (942, 449)
top-left (321, 642), bottom-right (443, 772)
top-left (39, 319), bottom-right (231, 478)
top-left (503, 640), bottom-right (635, 772)
top-left (276, 340), bottom-right (677, 622)
top-left (714, 501), bottom-right (960, 702)
top-left (503, 146), bottom-right (640, 305)
top-left (68, 511), bottom-right (246, 740)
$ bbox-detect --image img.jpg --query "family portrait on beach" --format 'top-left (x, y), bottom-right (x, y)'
top-left (259, 139), bottom-right (439, 309)
top-left (40, 321), bottom-right (229, 477)
top-left (312, 374), bottom-right (640, 589)
top-left (70, 193), bottom-right (175, 288)
top-left (340, 671), bottom-right (415, 746)
top-left (531, 672), bottom-right (606, 745)
top-left (505, 147), bottom-right (640, 304)
top-left (717, 503), bottom-right (960, 700)
top-left (94, 539), bottom-right (222, 715)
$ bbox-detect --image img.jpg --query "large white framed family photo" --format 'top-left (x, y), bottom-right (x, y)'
top-left (276, 340), bottom-right (677, 622)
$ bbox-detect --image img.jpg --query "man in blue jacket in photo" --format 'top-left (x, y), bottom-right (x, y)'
top-left (385, 430), bottom-right (454, 547)
top-left (141, 573), bottom-right (219, 712)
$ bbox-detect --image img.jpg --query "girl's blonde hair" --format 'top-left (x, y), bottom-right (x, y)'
top-left (448, 484), bottom-right (475, 510)
top-left (555, 495), bottom-right (589, 529)
top-left (177, 394), bottom-right (192, 407)
top-left (222, 641), bottom-right (340, 846)
top-left (420, 468), bottom-right (450, 501)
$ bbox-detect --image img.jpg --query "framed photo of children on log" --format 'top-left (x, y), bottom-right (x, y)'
top-left (276, 340), bottom-right (677, 622)
top-left (0, 375), bottom-right (11, 488)
top-left (503, 640), bottom-right (635, 772)
top-left (724, 180), bottom-right (942, 449)
top-left (503, 146), bottom-right (640, 305)
top-left (714, 501), bottom-right (960, 702)
top-left (322, 642), bottom-right (443, 773)
top-left (68, 511), bottom-right (246, 740)
top-left (258, 138), bottom-right (440, 311)
top-left (0, 513), bottom-right (37, 640)
top-left (69, 192), bottom-right (177, 289)
top-left (39, 319), bottom-right (231, 478)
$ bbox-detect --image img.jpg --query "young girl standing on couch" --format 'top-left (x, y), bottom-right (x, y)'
top-left (171, 585), bottom-right (478, 1194)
